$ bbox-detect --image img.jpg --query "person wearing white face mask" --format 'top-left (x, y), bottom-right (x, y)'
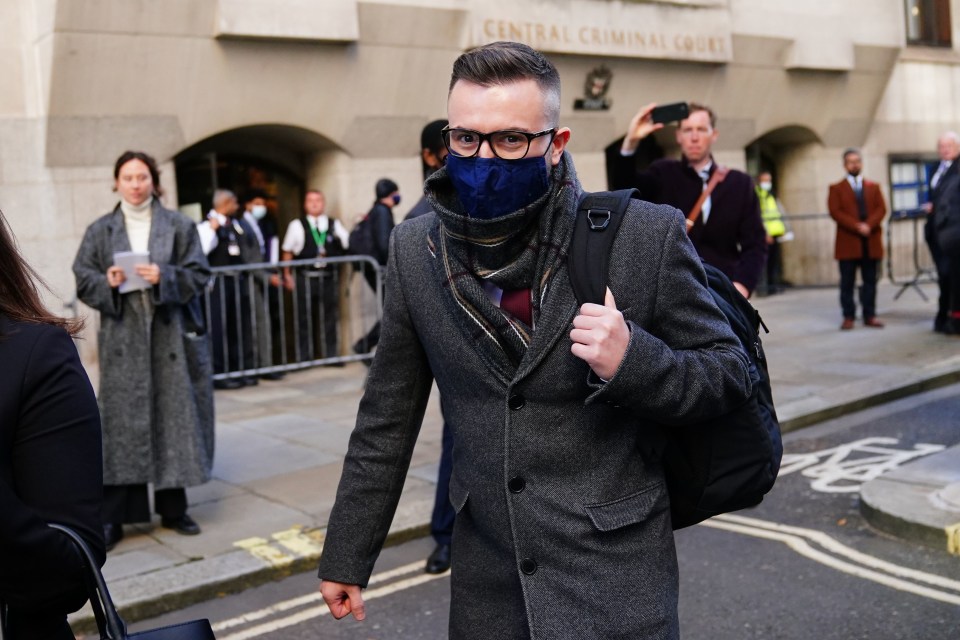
top-left (241, 190), bottom-right (286, 379)
top-left (755, 172), bottom-right (792, 295)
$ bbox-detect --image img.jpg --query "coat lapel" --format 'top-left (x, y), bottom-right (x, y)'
top-left (148, 203), bottom-right (175, 264)
top-left (514, 263), bottom-right (578, 382)
top-left (107, 205), bottom-right (131, 257)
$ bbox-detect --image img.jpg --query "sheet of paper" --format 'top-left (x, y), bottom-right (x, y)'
top-left (113, 251), bottom-right (151, 294)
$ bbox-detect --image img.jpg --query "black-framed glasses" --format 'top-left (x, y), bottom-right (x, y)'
top-left (441, 127), bottom-right (557, 160)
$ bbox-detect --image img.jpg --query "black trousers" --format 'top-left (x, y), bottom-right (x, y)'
top-left (838, 258), bottom-right (879, 320)
top-left (430, 421), bottom-right (455, 546)
top-left (355, 264), bottom-right (383, 351)
top-left (102, 484), bottom-right (187, 524)
top-left (295, 270), bottom-right (339, 361)
top-left (209, 274), bottom-right (254, 374)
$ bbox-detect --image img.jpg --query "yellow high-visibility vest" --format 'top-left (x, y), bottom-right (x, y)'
top-left (756, 187), bottom-right (786, 237)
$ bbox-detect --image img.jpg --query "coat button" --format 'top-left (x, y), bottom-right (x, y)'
top-left (508, 394), bottom-right (525, 410)
top-left (508, 476), bottom-right (526, 493)
top-left (520, 558), bottom-right (538, 575)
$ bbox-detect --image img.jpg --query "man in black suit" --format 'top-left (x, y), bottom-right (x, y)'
top-left (924, 131), bottom-right (960, 333)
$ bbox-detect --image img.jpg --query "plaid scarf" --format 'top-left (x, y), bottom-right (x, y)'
top-left (425, 151), bottom-right (581, 369)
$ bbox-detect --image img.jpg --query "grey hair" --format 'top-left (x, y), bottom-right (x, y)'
top-left (939, 131), bottom-right (960, 145)
top-left (213, 189), bottom-right (236, 207)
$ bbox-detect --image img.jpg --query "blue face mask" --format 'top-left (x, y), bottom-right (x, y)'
top-left (445, 154), bottom-right (551, 220)
top-left (392, 194), bottom-right (401, 206)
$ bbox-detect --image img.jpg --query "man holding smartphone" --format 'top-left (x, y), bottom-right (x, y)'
top-left (619, 102), bottom-right (767, 298)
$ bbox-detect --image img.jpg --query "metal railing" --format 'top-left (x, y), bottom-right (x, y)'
top-left (770, 212), bottom-right (939, 290)
top-left (204, 255), bottom-right (383, 381)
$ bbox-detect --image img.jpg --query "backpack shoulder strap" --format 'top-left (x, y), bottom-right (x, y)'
top-left (569, 189), bottom-right (637, 306)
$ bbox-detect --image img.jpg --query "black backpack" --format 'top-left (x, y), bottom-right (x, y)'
top-left (570, 189), bottom-right (783, 530)
top-left (348, 214), bottom-right (376, 259)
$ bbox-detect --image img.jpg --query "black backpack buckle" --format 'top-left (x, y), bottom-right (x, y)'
top-left (587, 208), bottom-right (611, 231)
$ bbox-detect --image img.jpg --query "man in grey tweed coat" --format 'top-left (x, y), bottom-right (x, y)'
top-left (318, 42), bottom-right (752, 639)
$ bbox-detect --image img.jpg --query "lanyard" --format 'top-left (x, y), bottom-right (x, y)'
top-left (309, 220), bottom-right (327, 248)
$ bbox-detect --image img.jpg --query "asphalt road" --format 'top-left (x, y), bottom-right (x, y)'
top-left (129, 385), bottom-right (960, 640)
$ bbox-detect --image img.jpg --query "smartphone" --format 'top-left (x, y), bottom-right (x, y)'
top-left (651, 102), bottom-right (690, 125)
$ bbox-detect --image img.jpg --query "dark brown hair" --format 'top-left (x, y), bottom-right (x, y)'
top-left (449, 41), bottom-right (561, 126)
top-left (688, 102), bottom-right (717, 129)
top-left (0, 209), bottom-right (82, 337)
top-left (113, 150), bottom-right (164, 197)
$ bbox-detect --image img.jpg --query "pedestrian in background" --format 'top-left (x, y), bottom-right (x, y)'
top-left (318, 41), bottom-right (750, 638)
top-left (241, 189), bottom-right (286, 378)
top-left (923, 132), bottom-right (960, 334)
top-left (198, 188), bottom-right (261, 388)
top-left (73, 150), bottom-right (214, 551)
top-left (618, 102), bottom-right (767, 298)
top-left (403, 119), bottom-right (455, 574)
top-left (827, 148), bottom-right (887, 330)
top-left (352, 178), bottom-right (399, 354)
top-left (1, 209), bottom-right (104, 639)
top-left (280, 190), bottom-right (349, 362)
top-left (755, 171), bottom-right (791, 295)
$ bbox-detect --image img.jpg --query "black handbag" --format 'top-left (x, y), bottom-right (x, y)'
top-left (48, 523), bottom-right (217, 640)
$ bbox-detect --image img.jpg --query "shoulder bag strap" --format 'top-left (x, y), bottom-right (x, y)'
top-left (685, 165), bottom-right (729, 232)
top-left (569, 189), bottom-right (636, 306)
top-left (48, 523), bottom-right (127, 639)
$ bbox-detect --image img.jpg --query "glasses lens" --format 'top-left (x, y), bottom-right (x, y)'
top-left (490, 131), bottom-right (532, 160)
top-left (444, 129), bottom-right (479, 157)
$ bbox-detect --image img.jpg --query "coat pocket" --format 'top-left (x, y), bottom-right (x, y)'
top-left (448, 471), bottom-right (469, 514)
top-left (584, 481), bottom-right (668, 532)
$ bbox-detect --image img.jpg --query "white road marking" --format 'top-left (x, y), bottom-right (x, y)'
top-left (704, 514), bottom-right (960, 605)
top-left (211, 560), bottom-right (431, 633)
top-left (778, 437), bottom-right (945, 493)
top-left (216, 571), bottom-right (449, 640)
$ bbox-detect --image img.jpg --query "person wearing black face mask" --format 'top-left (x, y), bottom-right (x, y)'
top-left (318, 41), bottom-right (751, 638)
top-left (352, 179), bottom-right (400, 354)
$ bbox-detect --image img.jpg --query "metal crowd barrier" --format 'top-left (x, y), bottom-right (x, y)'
top-left (766, 212), bottom-right (939, 290)
top-left (204, 255), bottom-right (383, 381)
top-left (886, 208), bottom-right (938, 301)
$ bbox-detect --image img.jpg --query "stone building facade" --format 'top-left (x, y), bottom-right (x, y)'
top-left (2, 0), bottom-right (958, 360)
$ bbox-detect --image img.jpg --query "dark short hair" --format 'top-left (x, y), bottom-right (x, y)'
top-left (687, 102), bottom-right (717, 129)
top-left (421, 119), bottom-right (449, 155)
top-left (449, 41), bottom-right (561, 126)
top-left (843, 147), bottom-right (861, 161)
top-left (375, 178), bottom-right (399, 199)
top-left (113, 150), bottom-right (164, 197)
top-left (242, 188), bottom-right (268, 204)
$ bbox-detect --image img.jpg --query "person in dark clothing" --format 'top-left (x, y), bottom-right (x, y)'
top-left (403, 119), bottom-right (455, 574)
top-left (241, 189), bottom-right (286, 379)
top-left (617, 102), bottom-right (767, 298)
top-left (1, 208), bottom-right (104, 640)
top-left (353, 178), bottom-right (399, 353)
top-left (198, 189), bottom-right (261, 388)
top-left (406, 119), bottom-right (449, 221)
top-left (281, 190), bottom-right (349, 362)
top-left (923, 132), bottom-right (960, 334)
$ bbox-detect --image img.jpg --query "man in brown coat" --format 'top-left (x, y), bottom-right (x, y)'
top-left (827, 148), bottom-right (887, 330)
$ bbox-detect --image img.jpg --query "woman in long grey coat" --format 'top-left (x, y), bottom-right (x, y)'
top-left (73, 151), bottom-right (213, 551)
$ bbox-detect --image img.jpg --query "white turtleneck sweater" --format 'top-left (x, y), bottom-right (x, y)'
top-left (121, 196), bottom-right (153, 254)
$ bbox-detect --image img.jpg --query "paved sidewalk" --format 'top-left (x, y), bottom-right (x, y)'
top-left (70, 280), bottom-right (960, 630)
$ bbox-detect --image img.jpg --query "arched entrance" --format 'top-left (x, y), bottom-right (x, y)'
top-left (174, 124), bottom-right (339, 234)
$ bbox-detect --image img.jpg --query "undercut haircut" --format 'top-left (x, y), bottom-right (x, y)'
top-left (449, 41), bottom-right (561, 127)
